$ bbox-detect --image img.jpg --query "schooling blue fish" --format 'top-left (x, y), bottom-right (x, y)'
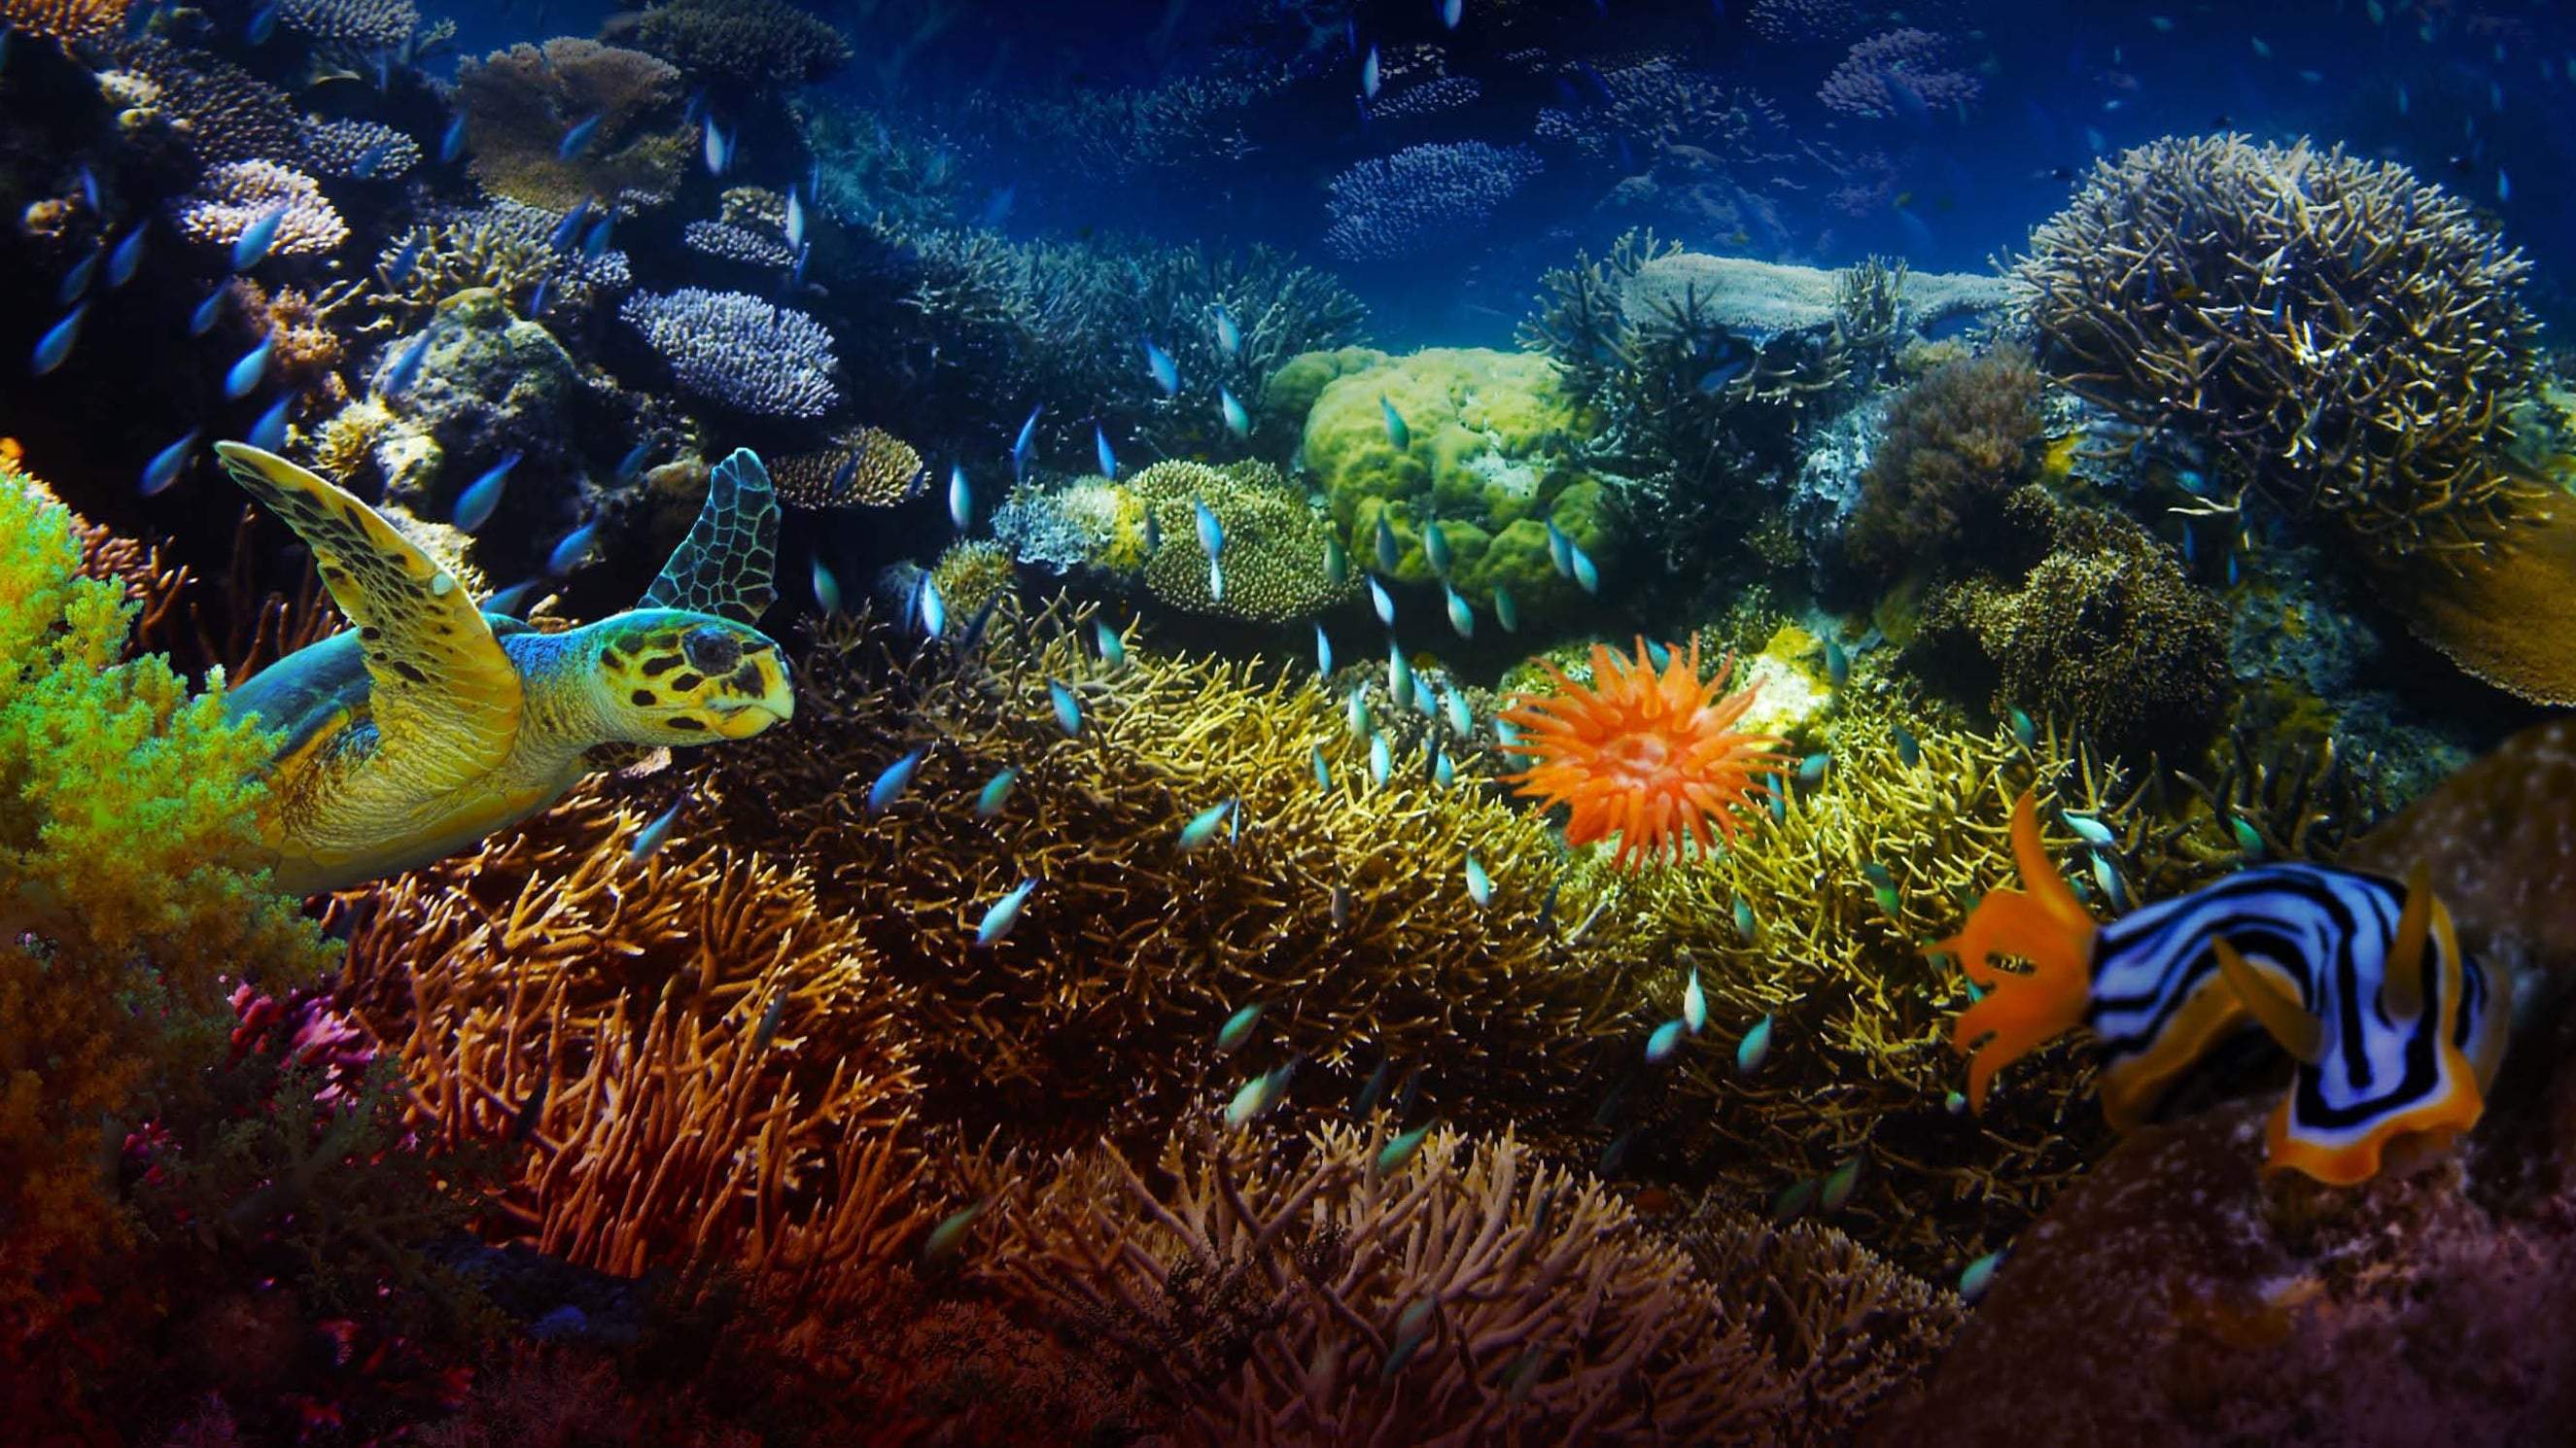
top-left (1379, 395), bottom-right (1409, 449)
top-left (1442, 688), bottom-right (1471, 738)
top-left (546, 520), bottom-right (599, 574)
top-left (703, 118), bottom-right (732, 176)
top-left (919, 573), bottom-right (947, 636)
top-left (784, 186), bottom-right (808, 251)
top-left (1094, 424), bottom-right (1117, 478)
top-left (625, 801), bottom-right (683, 865)
top-left (1493, 585), bottom-right (1518, 633)
top-left (439, 114), bottom-right (469, 164)
top-left (189, 289), bottom-right (226, 337)
top-left (975, 879), bottom-right (1037, 947)
top-left (247, 1), bottom-right (277, 42)
top-left (1313, 623), bottom-right (1333, 675)
top-left (1219, 384), bottom-right (1250, 437)
top-left (1443, 582), bottom-right (1473, 638)
top-left (1545, 519), bottom-right (1573, 576)
top-left (1179, 799), bottom-right (1236, 850)
top-left (231, 203), bottom-right (289, 270)
top-left (581, 215), bottom-right (615, 259)
top-left (481, 578), bottom-right (540, 618)
top-left (1142, 338), bottom-right (1180, 396)
top-left (246, 394), bottom-right (292, 452)
top-left (383, 233), bottom-right (422, 288)
top-left (1094, 617), bottom-right (1127, 668)
top-left (1048, 678), bottom-right (1082, 736)
top-left (974, 767), bottom-right (1018, 818)
top-left (615, 437), bottom-right (654, 482)
top-left (1646, 1017), bottom-right (1687, 1065)
top-left (451, 450), bottom-right (521, 532)
top-left (810, 556), bottom-right (841, 613)
top-left (1441, 0), bottom-right (1463, 27)
top-left (1324, 535), bottom-right (1349, 586)
top-left (76, 163), bottom-right (99, 214)
top-left (948, 464), bottom-right (971, 529)
top-left (1361, 44), bottom-right (1381, 98)
top-left (1368, 574), bottom-right (1394, 626)
top-left (57, 251), bottom-right (98, 305)
top-left (1374, 514), bottom-right (1400, 573)
top-left (867, 748), bottom-right (925, 813)
top-left (1422, 518), bottom-right (1451, 574)
top-left (139, 429), bottom-right (199, 497)
top-left (350, 139), bottom-right (394, 179)
top-left (104, 225), bottom-right (146, 289)
top-left (1940, 789), bottom-right (2511, 1185)
top-left (548, 196), bottom-right (592, 252)
top-left (1012, 402), bottom-right (1042, 484)
top-left (1387, 639), bottom-right (1413, 710)
top-left (1211, 304), bottom-right (1240, 357)
top-left (224, 334), bottom-right (275, 400)
top-left (1194, 499), bottom-right (1225, 559)
top-left (1568, 540), bottom-right (1600, 594)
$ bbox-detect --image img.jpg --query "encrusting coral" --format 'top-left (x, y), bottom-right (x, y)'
top-left (456, 40), bottom-right (692, 215)
top-left (2017, 134), bottom-right (2540, 560)
top-left (966, 1116), bottom-right (1958, 1447)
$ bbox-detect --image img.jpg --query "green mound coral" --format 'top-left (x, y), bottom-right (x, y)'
top-left (1126, 459), bottom-right (1358, 623)
top-left (1296, 346), bottom-right (1617, 627)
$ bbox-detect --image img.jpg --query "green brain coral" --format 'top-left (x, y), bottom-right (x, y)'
top-left (1294, 347), bottom-right (1615, 628)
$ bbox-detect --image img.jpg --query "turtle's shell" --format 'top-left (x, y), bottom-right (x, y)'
top-left (226, 615), bottom-right (538, 765)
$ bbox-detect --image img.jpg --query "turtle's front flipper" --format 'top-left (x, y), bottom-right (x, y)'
top-left (214, 443), bottom-right (522, 784)
top-left (641, 447), bottom-right (780, 626)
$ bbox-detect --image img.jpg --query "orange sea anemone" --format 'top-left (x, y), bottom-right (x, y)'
top-left (1500, 638), bottom-right (1787, 868)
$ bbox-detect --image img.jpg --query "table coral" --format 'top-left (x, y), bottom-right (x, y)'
top-left (174, 159), bottom-right (348, 259)
top-left (2016, 134), bottom-right (2540, 561)
top-left (371, 199), bottom-right (633, 325)
top-left (457, 39), bottom-right (691, 215)
top-left (620, 287), bottom-right (840, 420)
top-left (278, 0), bottom-right (418, 50)
top-left (1296, 346), bottom-right (1616, 629)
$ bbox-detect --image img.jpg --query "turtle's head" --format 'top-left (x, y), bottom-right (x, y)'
top-left (589, 610), bottom-right (793, 743)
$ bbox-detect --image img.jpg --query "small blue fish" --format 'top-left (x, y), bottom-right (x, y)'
top-left (452, 450), bottom-right (520, 532)
top-left (1493, 715), bottom-right (1519, 747)
top-left (1180, 799), bottom-right (1236, 850)
top-left (2009, 707), bottom-right (2036, 747)
top-left (1432, 748), bottom-right (1453, 788)
top-left (1646, 1018), bottom-right (1687, 1064)
top-left (246, 394), bottom-right (292, 452)
top-left (1225, 1065), bottom-right (1292, 1126)
top-left (1683, 968), bottom-right (1706, 1033)
top-left (1379, 395), bottom-right (1408, 449)
top-left (1441, 0), bottom-right (1463, 27)
top-left (1443, 688), bottom-right (1471, 738)
top-left (76, 163), bottom-right (98, 213)
top-left (1194, 499), bottom-right (1225, 559)
top-left (1312, 744), bottom-right (1333, 791)
top-left (948, 464), bottom-right (971, 529)
top-left (231, 203), bottom-right (289, 271)
top-left (703, 118), bottom-right (731, 176)
top-left (1493, 586), bottom-right (1517, 633)
top-left (1314, 623), bottom-right (1333, 675)
top-left (535, 520), bottom-right (598, 575)
top-left (1375, 1121), bottom-right (1433, 1176)
top-left (2062, 811), bottom-right (2114, 846)
top-left (189, 289), bottom-right (226, 337)
top-left (1219, 384), bottom-right (1250, 437)
top-left (1421, 519), bottom-right (1451, 574)
top-left (1323, 535), bottom-right (1350, 587)
top-left (1959, 1249), bottom-right (2004, 1303)
top-left (350, 140), bottom-right (393, 179)
top-left (1094, 424), bottom-right (1116, 478)
top-left (224, 334), bottom-right (274, 400)
top-left (56, 251), bottom-right (98, 306)
top-left (581, 215), bottom-right (615, 259)
top-left (1094, 617), bottom-right (1126, 668)
top-left (974, 767), bottom-right (1018, 818)
top-left (1212, 305), bottom-right (1240, 357)
top-left (1796, 751), bottom-right (1829, 784)
top-left (1443, 583), bottom-right (1473, 639)
top-left (1367, 516), bottom-right (1396, 574)
top-left (1361, 44), bottom-right (1381, 99)
top-left (1048, 678), bottom-right (1082, 736)
top-left (1347, 687), bottom-right (1371, 739)
top-left (139, 429), bottom-right (199, 497)
top-left (627, 802), bottom-right (683, 865)
top-left (482, 579), bottom-right (540, 618)
top-left (1736, 1014), bottom-right (1773, 1075)
top-left (616, 437), bottom-right (654, 481)
top-left (1370, 732), bottom-right (1391, 785)
top-left (1388, 640), bottom-right (1413, 710)
top-left (1892, 722), bottom-right (1921, 768)
top-left (1465, 854), bottom-right (1491, 906)
top-left (1545, 519), bottom-right (1573, 577)
top-left (247, 1), bottom-right (277, 42)
top-left (105, 226), bottom-right (146, 289)
top-left (921, 1200), bottom-right (987, 1268)
top-left (868, 748), bottom-right (925, 813)
top-left (548, 197), bottom-right (591, 252)
top-left (1207, 558), bottom-right (1225, 603)
top-left (783, 186), bottom-right (808, 251)
top-left (1569, 541), bottom-right (1599, 595)
top-left (439, 114), bottom-right (469, 164)
top-left (974, 879), bottom-right (1037, 947)
top-left (33, 303), bottom-right (87, 374)
top-left (1825, 637), bottom-right (1849, 689)
top-left (1142, 337), bottom-right (1179, 396)
top-left (383, 233), bottom-right (422, 289)
top-left (1368, 575), bottom-right (1394, 626)
top-left (810, 556), bottom-right (840, 612)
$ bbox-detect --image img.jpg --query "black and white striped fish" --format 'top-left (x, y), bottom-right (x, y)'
top-left (1935, 790), bottom-right (2511, 1185)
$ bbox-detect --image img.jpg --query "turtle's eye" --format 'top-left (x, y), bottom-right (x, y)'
top-left (682, 625), bottom-right (742, 675)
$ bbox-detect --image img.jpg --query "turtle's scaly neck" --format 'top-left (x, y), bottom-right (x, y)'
top-left (499, 626), bottom-right (617, 783)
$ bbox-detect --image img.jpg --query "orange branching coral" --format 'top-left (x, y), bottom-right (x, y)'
top-left (967, 1117), bottom-right (1956, 1447)
top-left (1501, 638), bottom-right (1788, 867)
top-left (339, 793), bottom-right (927, 1297)
top-left (456, 40), bottom-right (690, 214)
top-left (0, 0), bottom-right (126, 43)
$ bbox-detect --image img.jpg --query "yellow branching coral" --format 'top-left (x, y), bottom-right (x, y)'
top-left (339, 793), bottom-right (926, 1296)
top-left (773, 425), bottom-right (926, 508)
top-left (457, 40), bottom-right (690, 214)
top-left (2018, 134), bottom-right (2540, 559)
top-left (0, 462), bottom-right (333, 1321)
top-left (966, 1117), bottom-right (1956, 1447)
top-left (930, 539), bottom-right (1016, 618)
top-left (1126, 459), bottom-right (1360, 623)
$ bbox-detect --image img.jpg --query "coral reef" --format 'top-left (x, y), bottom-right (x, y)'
top-left (1323, 142), bottom-right (1544, 262)
top-left (1912, 493), bottom-right (2230, 760)
top-left (372, 200), bottom-right (633, 324)
top-left (174, 159), bottom-right (349, 259)
top-left (354, 289), bottom-right (586, 534)
top-left (630, 0), bottom-right (854, 88)
top-left (1844, 346), bottom-right (2044, 574)
top-left (302, 117), bottom-right (422, 182)
top-left (929, 539), bottom-right (1016, 618)
top-left (2016, 135), bottom-right (2540, 559)
top-left (773, 426), bottom-right (925, 508)
top-left (1819, 28), bottom-right (1984, 118)
top-left (2378, 500), bottom-right (2576, 706)
top-left (620, 288), bottom-right (840, 420)
top-left (1, 0), bottom-right (125, 42)
top-left (109, 39), bottom-right (309, 166)
top-left (1298, 346), bottom-right (1616, 627)
top-left (456, 40), bottom-right (691, 214)
top-left (971, 1118), bottom-right (1959, 1447)
top-left (278, 0), bottom-right (421, 51)
top-left (1126, 459), bottom-right (1359, 624)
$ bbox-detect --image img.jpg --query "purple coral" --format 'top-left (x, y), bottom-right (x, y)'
top-left (1323, 141), bottom-right (1542, 262)
top-left (1819, 28), bottom-right (1983, 119)
top-left (619, 287), bottom-right (838, 419)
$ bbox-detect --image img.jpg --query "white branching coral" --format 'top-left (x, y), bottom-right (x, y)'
top-left (174, 159), bottom-right (349, 258)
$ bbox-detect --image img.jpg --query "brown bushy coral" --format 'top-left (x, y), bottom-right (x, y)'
top-left (457, 40), bottom-right (691, 214)
top-left (2017, 134), bottom-right (2540, 559)
top-left (1910, 492), bottom-right (2229, 759)
top-left (338, 797), bottom-right (926, 1296)
top-left (1844, 344), bottom-right (2042, 573)
top-left (630, 0), bottom-right (853, 87)
top-left (969, 1117), bottom-right (1958, 1447)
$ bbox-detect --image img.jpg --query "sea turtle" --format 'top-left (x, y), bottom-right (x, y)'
top-left (212, 441), bottom-right (794, 897)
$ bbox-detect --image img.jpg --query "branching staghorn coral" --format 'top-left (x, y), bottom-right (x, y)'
top-left (2015, 134), bottom-right (2541, 560)
top-left (456, 40), bottom-right (691, 214)
top-left (1323, 142), bottom-right (1544, 262)
top-left (964, 1117), bottom-right (1955, 1447)
top-left (0, 0), bottom-right (123, 41)
top-left (338, 795), bottom-right (928, 1301)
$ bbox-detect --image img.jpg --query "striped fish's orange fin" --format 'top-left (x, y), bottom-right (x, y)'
top-left (1935, 790), bottom-right (2102, 1112)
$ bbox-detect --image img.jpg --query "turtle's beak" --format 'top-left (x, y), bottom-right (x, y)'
top-left (713, 650), bottom-right (794, 738)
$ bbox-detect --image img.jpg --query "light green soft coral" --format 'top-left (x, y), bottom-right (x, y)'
top-left (1293, 347), bottom-right (1616, 627)
top-left (0, 462), bottom-right (331, 1310)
